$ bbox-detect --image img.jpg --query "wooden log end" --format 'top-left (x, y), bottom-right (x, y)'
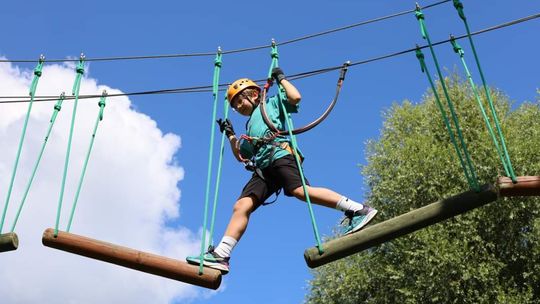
top-left (497, 176), bottom-right (540, 197)
top-left (0, 232), bottom-right (19, 252)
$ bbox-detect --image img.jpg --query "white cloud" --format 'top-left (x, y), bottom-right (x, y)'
top-left (0, 59), bottom-right (212, 303)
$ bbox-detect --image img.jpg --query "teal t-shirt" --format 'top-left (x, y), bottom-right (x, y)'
top-left (240, 95), bottom-right (300, 169)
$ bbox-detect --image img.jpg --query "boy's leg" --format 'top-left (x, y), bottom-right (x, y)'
top-left (271, 155), bottom-right (378, 234)
top-left (187, 173), bottom-right (275, 273)
top-left (290, 185), bottom-right (378, 234)
top-left (185, 196), bottom-right (258, 274)
top-left (223, 195), bottom-right (259, 241)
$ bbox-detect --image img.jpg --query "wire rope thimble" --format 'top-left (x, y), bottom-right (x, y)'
top-left (76, 53), bottom-right (85, 75)
top-left (270, 38), bottom-right (278, 60)
top-left (414, 3), bottom-right (427, 39)
top-left (29, 54), bottom-right (45, 97)
top-left (54, 92), bottom-right (65, 112)
top-left (449, 35), bottom-right (464, 57)
top-left (339, 61), bottom-right (351, 83)
top-left (414, 3), bottom-right (424, 20)
top-left (34, 54), bottom-right (45, 77)
top-left (98, 90), bottom-right (107, 121)
top-left (49, 92), bottom-right (66, 125)
top-left (453, 0), bottom-right (466, 21)
top-left (214, 47), bottom-right (222, 68)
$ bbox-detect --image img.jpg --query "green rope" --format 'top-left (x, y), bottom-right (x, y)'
top-left (55, 55), bottom-right (85, 236)
top-left (10, 93), bottom-right (65, 232)
top-left (415, 47), bottom-right (478, 191)
top-left (415, 7), bottom-right (479, 191)
top-left (199, 50), bottom-right (222, 275)
top-left (450, 37), bottom-right (512, 178)
top-left (66, 91), bottom-right (107, 232)
top-left (0, 56), bottom-right (45, 233)
top-left (453, 0), bottom-right (517, 182)
top-left (208, 66), bottom-right (227, 247)
top-left (269, 42), bottom-right (324, 254)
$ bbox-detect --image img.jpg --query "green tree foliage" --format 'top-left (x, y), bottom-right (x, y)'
top-left (306, 77), bottom-right (540, 304)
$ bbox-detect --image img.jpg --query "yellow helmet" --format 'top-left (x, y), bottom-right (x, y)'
top-left (227, 78), bottom-right (260, 103)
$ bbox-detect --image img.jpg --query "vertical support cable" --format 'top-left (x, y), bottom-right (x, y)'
top-left (0, 55), bottom-right (45, 233)
top-left (415, 6), bottom-right (479, 191)
top-left (10, 93), bottom-right (65, 232)
top-left (268, 41), bottom-right (324, 254)
top-left (453, 0), bottom-right (517, 183)
top-left (449, 37), bottom-right (511, 178)
top-left (199, 49), bottom-right (222, 275)
top-left (208, 80), bottom-right (228, 247)
top-left (66, 90), bottom-right (107, 232)
top-left (55, 54), bottom-right (85, 236)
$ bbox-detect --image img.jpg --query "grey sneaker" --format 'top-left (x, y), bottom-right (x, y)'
top-left (341, 207), bottom-right (378, 235)
top-left (186, 247), bottom-right (230, 274)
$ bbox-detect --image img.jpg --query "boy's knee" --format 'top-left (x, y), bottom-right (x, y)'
top-left (233, 197), bottom-right (256, 214)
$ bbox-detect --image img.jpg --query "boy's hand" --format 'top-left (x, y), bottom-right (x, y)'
top-left (216, 118), bottom-right (235, 138)
top-left (271, 67), bottom-right (286, 83)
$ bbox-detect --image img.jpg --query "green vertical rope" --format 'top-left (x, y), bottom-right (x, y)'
top-left (0, 55), bottom-right (45, 233)
top-left (66, 90), bottom-right (107, 232)
top-left (415, 7), bottom-right (479, 191)
top-left (55, 55), bottom-right (85, 236)
top-left (453, 0), bottom-right (517, 182)
top-left (10, 93), bottom-right (65, 232)
top-left (269, 42), bottom-right (324, 254)
top-left (208, 55), bottom-right (226, 247)
top-left (450, 37), bottom-right (511, 177)
top-left (199, 49), bottom-right (222, 275)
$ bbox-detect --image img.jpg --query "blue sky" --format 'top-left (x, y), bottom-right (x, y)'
top-left (0, 1), bottom-right (538, 303)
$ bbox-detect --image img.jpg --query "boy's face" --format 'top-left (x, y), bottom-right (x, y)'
top-left (231, 90), bottom-right (259, 116)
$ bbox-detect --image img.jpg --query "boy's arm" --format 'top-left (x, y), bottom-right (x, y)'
top-left (272, 67), bottom-right (301, 105)
top-left (216, 118), bottom-right (245, 162)
top-left (228, 135), bottom-right (245, 162)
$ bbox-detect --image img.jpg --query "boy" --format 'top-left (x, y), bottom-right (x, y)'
top-left (186, 67), bottom-right (378, 274)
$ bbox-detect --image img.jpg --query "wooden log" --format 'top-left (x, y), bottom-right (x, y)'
top-left (0, 232), bottom-right (19, 252)
top-left (304, 184), bottom-right (498, 268)
top-left (42, 228), bottom-right (221, 289)
top-left (497, 176), bottom-right (540, 197)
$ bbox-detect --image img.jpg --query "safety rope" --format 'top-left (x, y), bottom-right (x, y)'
top-left (449, 37), bottom-right (514, 181)
top-left (208, 94), bottom-right (229, 247)
top-left (54, 55), bottom-right (85, 236)
top-left (199, 49), bottom-right (223, 274)
top-left (263, 42), bottom-right (324, 254)
top-left (0, 56), bottom-right (45, 233)
top-left (452, 0), bottom-right (517, 183)
top-left (66, 90), bottom-right (107, 232)
top-left (415, 6), bottom-right (479, 191)
top-left (10, 93), bottom-right (66, 232)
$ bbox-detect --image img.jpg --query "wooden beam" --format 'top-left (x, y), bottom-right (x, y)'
top-left (0, 232), bottom-right (18, 253)
top-left (304, 184), bottom-right (498, 268)
top-left (497, 176), bottom-right (540, 197)
top-left (42, 228), bottom-right (222, 289)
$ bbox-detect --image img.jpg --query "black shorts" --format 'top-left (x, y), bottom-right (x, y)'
top-left (239, 154), bottom-right (310, 208)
